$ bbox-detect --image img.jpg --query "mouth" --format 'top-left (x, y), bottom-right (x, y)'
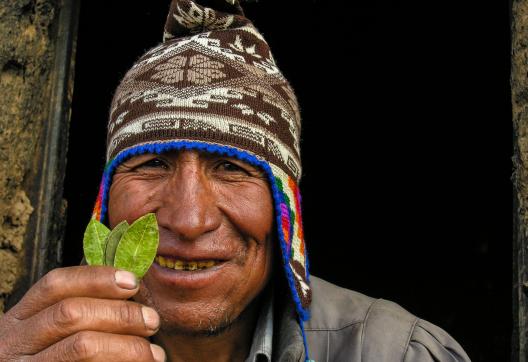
top-left (154, 255), bottom-right (222, 271)
top-left (150, 254), bottom-right (230, 290)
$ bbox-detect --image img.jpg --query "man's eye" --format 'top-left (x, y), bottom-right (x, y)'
top-left (218, 161), bottom-right (246, 173)
top-left (137, 158), bottom-right (168, 169)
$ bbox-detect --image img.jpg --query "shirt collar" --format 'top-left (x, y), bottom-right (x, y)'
top-left (245, 287), bottom-right (274, 362)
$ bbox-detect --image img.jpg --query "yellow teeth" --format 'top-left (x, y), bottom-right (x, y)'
top-left (158, 256), bottom-right (166, 266)
top-left (155, 256), bottom-right (218, 271)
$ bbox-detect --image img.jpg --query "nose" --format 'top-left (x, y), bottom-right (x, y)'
top-left (157, 152), bottom-right (221, 241)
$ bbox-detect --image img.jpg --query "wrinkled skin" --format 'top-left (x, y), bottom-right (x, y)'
top-left (0, 149), bottom-right (275, 362)
top-left (0, 267), bottom-right (165, 361)
top-left (109, 149), bottom-right (275, 361)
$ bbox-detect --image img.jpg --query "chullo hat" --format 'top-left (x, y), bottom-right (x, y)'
top-left (91, 0), bottom-right (312, 356)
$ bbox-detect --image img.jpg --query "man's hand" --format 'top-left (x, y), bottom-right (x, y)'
top-left (0, 266), bottom-right (166, 361)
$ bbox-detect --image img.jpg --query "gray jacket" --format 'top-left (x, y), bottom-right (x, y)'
top-left (274, 276), bottom-right (471, 362)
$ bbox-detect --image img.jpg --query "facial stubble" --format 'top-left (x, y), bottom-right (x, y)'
top-left (138, 232), bottom-right (273, 338)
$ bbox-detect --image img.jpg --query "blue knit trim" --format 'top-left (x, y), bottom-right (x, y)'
top-left (300, 320), bottom-right (311, 361)
top-left (304, 237), bottom-right (311, 283)
top-left (98, 141), bottom-right (311, 323)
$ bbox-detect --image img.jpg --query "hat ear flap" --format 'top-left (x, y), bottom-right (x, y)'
top-left (163, 0), bottom-right (248, 42)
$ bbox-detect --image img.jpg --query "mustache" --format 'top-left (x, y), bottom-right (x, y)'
top-left (156, 225), bottom-right (271, 248)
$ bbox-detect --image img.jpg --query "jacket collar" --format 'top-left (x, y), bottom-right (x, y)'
top-left (273, 295), bottom-right (306, 362)
top-left (245, 288), bottom-right (274, 362)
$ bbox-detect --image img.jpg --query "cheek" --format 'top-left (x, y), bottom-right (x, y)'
top-left (218, 183), bottom-right (274, 242)
top-left (108, 178), bottom-right (158, 228)
top-left (236, 231), bottom-right (274, 310)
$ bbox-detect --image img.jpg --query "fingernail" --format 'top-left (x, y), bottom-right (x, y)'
top-left (150, 344), bottom-right (166, 362)
top-left (115, 270), bottom-right (137, 289)
top-left (142, 306), bottom-right (160, 331)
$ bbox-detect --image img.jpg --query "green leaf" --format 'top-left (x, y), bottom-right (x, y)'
top-left (83, 218), bottom-right (110, 266)
top-left (114, 213), bottom-right (159, 278)
top-left (104, 220), bottom-right (129, 266)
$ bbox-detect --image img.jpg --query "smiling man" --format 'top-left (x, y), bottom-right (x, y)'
top-left (0, 0), bottom-right (471, 361)
top-left (108, 150), bottom-right (276, 361)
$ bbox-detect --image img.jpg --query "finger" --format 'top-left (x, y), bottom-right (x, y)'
top-left (15, 297), bottom-right (160, 355)
top-left (9, 266), bottom-right (139, 320)
top-left (27, 331), bottom-right (165, 362)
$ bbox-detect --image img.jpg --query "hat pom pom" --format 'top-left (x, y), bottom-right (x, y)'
top-left (163, 0), bottom-right (250, 42)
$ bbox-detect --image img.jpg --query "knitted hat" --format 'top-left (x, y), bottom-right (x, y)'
top-left (91, 0), bottom-right (311, 355)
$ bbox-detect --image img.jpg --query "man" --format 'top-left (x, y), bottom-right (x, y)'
top-left (0, 0), bottom-right (471, 361)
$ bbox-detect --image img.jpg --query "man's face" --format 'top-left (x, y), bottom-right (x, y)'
top-left (108, 149), bottom-right (274, 335)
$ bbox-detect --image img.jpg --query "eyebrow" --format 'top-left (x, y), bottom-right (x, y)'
top-left (118, 151), bottom-right (265, 174)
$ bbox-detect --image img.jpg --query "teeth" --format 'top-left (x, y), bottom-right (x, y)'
top-left (158, 256), bottom-right (167, 267)
top-left (198, 261), bottom-right (215, 269)
top-left (155, 256), bottom-right (218, 271)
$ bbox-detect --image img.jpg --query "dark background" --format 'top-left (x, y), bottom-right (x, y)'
top-left (63, 1), bottom-right (512, 361)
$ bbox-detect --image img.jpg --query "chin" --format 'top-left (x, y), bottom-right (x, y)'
top-left (159, 309), bottom-right (237, 337)
top-left (134, 283), bottom-right (253, 337)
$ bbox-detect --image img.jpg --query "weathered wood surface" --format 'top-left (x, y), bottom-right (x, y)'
top-left (514, 0), bottom-right (528, 360)
top-left (0, 0), bottom-right (78, 313)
